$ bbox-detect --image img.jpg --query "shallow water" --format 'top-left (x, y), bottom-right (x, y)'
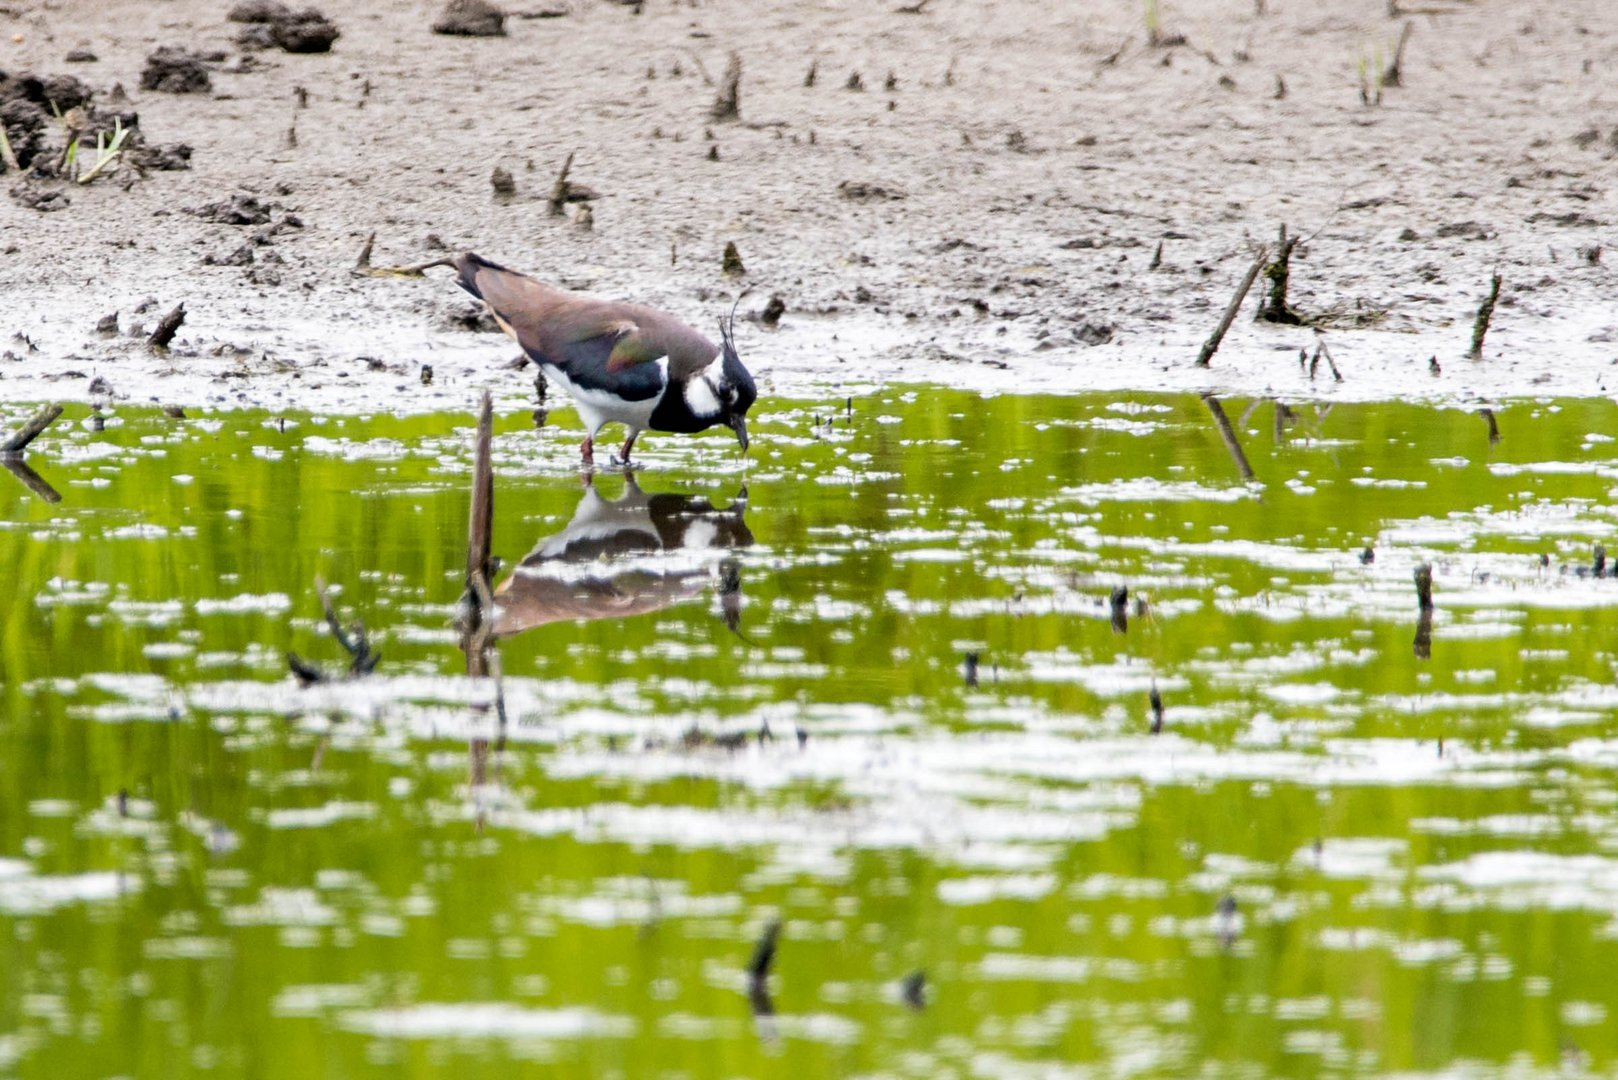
top-left (5, 391), bottom-right (1618, 1078)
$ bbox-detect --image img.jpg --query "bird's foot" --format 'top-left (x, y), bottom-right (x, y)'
top-left (608, 454), bottom-right (643, 471)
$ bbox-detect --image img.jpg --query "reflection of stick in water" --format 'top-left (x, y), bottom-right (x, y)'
top-left (287, 577), bottom-right (381, 684)
top-left (1413, 562), bottom-right (1433, 660)
top-left (747, 920), bottom-right (781, 1043)
top-left (1201, 393), bottom-right (1255, 481)
top-left (1, 457), bottom-right (62, 503)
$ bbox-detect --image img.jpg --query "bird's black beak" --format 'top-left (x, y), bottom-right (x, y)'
top-left (728, 415), bottom-right (749, 454)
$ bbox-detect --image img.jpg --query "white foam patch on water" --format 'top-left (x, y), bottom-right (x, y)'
top-left (1410, 815), bottom-right (1574, 838)
top-left (769, 1013), bottom-right (862, 1045)
top-left (1315, 928), bottom-right (1467, 966)
top-left (222, 888), bottom-right (340, 926)
top-left (104, 523), bottom-right (169, 540)
top-left (338, 1003), bottom-right (635, 1040)
top-left (533, 879), bottom-right (743, 927)
top-left (937, 874), bottom-right (1057, 905)
top-left (195, 593), bottom-right (293, 615)
top-left (262, 801), bottom-right (377, 829)
top-left (272, 983), bottom-right (372, 1017)
top-left (1291, 838), bottom-right (1406, 879)
top-left (302, 436), bottom-right (410, 459)
top-left (0, 870), bottom-right (139, 915)
top-left (1419, 852), bottom-right (1618, 910)
top-left (1059, 479), bottom-right (1260, 504)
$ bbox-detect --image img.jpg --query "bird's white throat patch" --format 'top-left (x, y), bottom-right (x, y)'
top-left (682, 352), bottom-right (725, 418)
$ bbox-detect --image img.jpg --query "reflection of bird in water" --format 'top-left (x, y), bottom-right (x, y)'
top-left (491, 476), bottom-right (752, 636)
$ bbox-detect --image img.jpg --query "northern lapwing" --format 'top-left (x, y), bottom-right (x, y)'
top-left (449, 252), bottom-right (757, 467)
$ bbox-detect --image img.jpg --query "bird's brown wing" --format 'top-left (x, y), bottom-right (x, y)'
top-left (452, 253), bottom-right (714, 395)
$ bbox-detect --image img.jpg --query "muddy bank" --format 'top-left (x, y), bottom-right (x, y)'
top-left (0, 0), bottom-right (1614, 415)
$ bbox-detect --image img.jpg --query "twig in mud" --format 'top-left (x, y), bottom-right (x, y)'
top-left (547, 150), bottom-right (575, 216)
top-left (1256, 224), bottom-right (1303, 324)
top-left (0, 404), bottom-right (65, 455)
top-left (710, 52), bottom-right (742, 121)
top-left (895, 0), bottom-right (931, 11)
top-left (1311, 339), bottom-right (1343, 382)
top-left (464, 391), bottom-right (496, 627)
top-left (1381, 21), bottom-right (1414, 87)
top-left (1201, 393), bottom-right (1256, 481)
top-left (1468, 272), bottom-right (1502, 360)
top-left (352, 234), bottom-right (454, 278)
top-left (680, 48), bottom-right (716, 87)
top-left (1, 458), bottom-right (62, 503)
top-left (1195, 245), bottom-right (1268, 367)
top-left (1148, 240), bottom-right (1163, 270)
top-left (147, 304), bottom-right (186, 350)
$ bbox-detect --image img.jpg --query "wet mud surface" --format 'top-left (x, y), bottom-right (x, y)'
top-left (1, 0), bottom-right (1616, 414)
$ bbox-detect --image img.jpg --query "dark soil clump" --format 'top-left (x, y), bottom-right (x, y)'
top-left (227, 0), bottom-right (294, 22)
top-left (433, 0), bottom-right (507, 37)
top-left (234, 6), bottom-right (340, 53)
top-left (140, 48), bottom-right (212, 94)
top-left (190, 193), bottom-right (275, 226)
top-left (9, 181), bottom-right (70, 211)
top-left (0, 98), bottom-right (48, 169)
top-left (275, 11), bottom-right (341, 53)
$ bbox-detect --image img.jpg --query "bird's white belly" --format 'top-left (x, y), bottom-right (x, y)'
top-left (543, 358), bottom-right (669, 436)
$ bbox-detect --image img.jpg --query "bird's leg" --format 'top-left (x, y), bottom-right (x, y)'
top-left (580, 434), bottom-right (595, 465)
top-left (611, 431), bottom-right (640, 470)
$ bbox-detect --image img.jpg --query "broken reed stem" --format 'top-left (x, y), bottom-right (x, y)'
top-left (355, 231), bottom-right (375, 269)
top-left (466, 390), bottom-right (496, 624)
top-left (147, 303), bottom-right (186, 350)
top-left (1201, 393), bottom-right (1256, 481)
top-left (1257, 225), bottom-right (1302, 324)
top-left (1196, 245), bottom-right (1269, 367)
top-left (548, 150), bottom-right (575, 216)
top-left (0, 403), bottom-right (64, 455)
top-left (710, 51), bottom-right (742, 120)
top-left (1381, 21), bottom-right (1414, 87)
top-left (1468, 272), bottom-right (1502, 360)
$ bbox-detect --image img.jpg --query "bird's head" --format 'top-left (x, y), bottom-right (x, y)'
top-left (717, 298), bottom-right (757, 453)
